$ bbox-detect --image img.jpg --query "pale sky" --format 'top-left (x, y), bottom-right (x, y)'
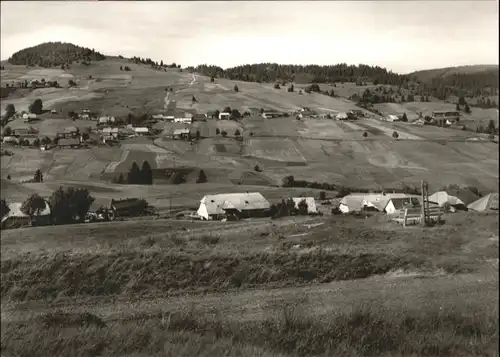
top-left (1, 1), bottom-right (498, 74)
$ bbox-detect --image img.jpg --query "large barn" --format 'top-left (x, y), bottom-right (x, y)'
top-left (197, 192), bottom-right (271, 220)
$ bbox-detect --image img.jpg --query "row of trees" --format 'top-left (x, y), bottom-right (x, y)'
top-left (1, 187), bottom-right (95, 225)
top-left (113, 161), bottom-right (153, 185)
top-left (189, 63), bottom-right (410, 85)
top-left (129, 57), bottom-right (181, 69)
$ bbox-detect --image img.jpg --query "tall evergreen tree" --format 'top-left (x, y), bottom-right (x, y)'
top-left (141, 160), bottom-right (153, 185)
top-left (34, 169), bottom-right (43, 183)
top-left (197, 169), bottom-right (207, 183)
top-left (128, 161), bottom-right (141, 184)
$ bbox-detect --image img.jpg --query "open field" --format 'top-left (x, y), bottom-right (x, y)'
top-left (1, 212), bottom-right (498, 356)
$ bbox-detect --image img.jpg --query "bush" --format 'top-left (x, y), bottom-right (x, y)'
top-left (319, 191), bottom-right (326, 200)
top-left (216, 128), bottom-right (220, 135)
top-left (234, 129), bottom-right (240, 136)
top-left (233, 85), bottom-right (239, 92)
top-left (274, 83), bottom-right (280, 89)
top-left (254, 165), bottom-right (261, 172)
top-left (221, 131), bottom-right (227, 137)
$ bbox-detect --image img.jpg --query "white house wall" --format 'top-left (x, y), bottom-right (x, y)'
top-left (197, 204), bottom-right (209, 220)
top-left (385, 201), bottom-right (397, 214)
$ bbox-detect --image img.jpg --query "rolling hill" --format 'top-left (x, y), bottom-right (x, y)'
top-left (7, 42), bottom-right (106, 67)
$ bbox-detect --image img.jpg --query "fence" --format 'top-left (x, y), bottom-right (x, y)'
top-left (392, 206), bottom-right (443, 226)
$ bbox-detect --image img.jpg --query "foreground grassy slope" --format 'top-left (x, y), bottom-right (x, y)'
top-left (1, 212), bottom-right (498, 356)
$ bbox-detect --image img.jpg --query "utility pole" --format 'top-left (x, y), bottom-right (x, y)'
top-left (421, 180), bottom-right (429, 226)
top-left (169, 157), bottom-right (175, 218)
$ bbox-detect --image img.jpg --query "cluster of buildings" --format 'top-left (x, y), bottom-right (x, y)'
top-left (2, 189), bottom-right (497, 230)
top-left (337, 190), bottom-right (498, 215)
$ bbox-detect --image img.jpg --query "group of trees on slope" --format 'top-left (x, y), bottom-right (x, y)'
top-left (8, 42), bottom-right (105, 67)
top-left (188, 63), bottom-right (411, 85)
top-left (129, 56), bottom-right (180, 69)
top-left (0, 187), bottom-right (95, 225)
top-left (113, 161), bottom-right (154, 185)
top-left (414, 70), bottom-right (499, 100)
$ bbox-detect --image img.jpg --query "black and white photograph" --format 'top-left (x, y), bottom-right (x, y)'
top-left (0, 1), bottom-right (498, 356)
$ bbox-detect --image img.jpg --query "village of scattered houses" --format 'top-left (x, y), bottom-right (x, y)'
top-left (2, 102), bottom-right (465, 149)
top-left (2, 187), bottom-right (497, 229)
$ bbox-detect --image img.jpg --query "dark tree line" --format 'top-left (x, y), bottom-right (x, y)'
top-left (8, 42), bottom-right (105, 67)
top-left (114, 161), bottom-right (153, 185)
top-left (188, 63), bottom-right (410, 85)
top-left (414, 70), bottom-right (499, 99)
top-left (129, 57), bottom-right (180, 69)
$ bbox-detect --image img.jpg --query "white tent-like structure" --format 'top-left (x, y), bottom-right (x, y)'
top-left (467, 193), bottom-right (499, 212)
top-left (428, 191), bottom-right (466, 210)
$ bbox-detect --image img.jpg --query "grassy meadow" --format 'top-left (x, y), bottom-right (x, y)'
top-left (1, 212), bottom-right (498, 357)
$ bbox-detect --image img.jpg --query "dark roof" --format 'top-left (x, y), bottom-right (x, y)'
top-left (58, 138), bottom-right (80, 146)
top-left (111, 198), bottom-right (142, 210)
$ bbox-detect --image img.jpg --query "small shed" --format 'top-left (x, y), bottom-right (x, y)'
top-left (173, 128), bottom-right (191, 140)
top-left (219, 112), bottom-right (231, 120)
top-left (22, 113), bottom-right (37, 122)
top-left (174, 117), bottom-right (192, 124)
top-left (101, 127), bottom-right (119, 138)
top-left (336, 112), bottom-right (348, 120)
top-left (134, 127), bottom-right (149, 136)
top-left (387, 115), bottom-right (400, 122)
top-left (110, 198), bottom-right (147, 217)
top-left (98, 116), bottom-right (115, 125)
top-left (192, 114), bottom-right (207, 122)
top-left (262, 111), bottom-right (282, 119)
